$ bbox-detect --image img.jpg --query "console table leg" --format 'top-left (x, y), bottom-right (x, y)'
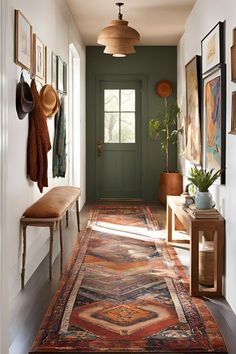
top-left (215, 225), bottom-right (224, 296)
top-left (167, 203), bottom-right (173, 242)
top-left (190, 226), bottom-right (199, 296)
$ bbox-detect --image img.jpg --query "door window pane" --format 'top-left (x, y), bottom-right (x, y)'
top-left (104, 113), bottom-right (119, 143)
top-left (104, 90), bottom-right (119, 111)
top-left (121, 90), bottom-right (135, 111)
top-left (104, 89), bottom-right (136, 143)
top-left (121, 113), bottom-right (135, 143)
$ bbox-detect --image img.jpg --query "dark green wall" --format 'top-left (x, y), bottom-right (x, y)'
top-left (86, 46), bottom-right (177, 202)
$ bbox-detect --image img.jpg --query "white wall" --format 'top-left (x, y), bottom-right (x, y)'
top-left (177, 0), bottom-right (236, 313)
top-left (0, 0), bottom-right (10, 352)
top-left (4, 0), bottom-right (86, 304)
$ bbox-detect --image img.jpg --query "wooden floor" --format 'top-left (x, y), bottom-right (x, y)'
top-left (9, 203), bottom-right (236, 354)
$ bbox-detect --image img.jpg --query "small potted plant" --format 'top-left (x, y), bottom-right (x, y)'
top-left (148, 96), bottom-right (183, 204)
top-left (187, 166), bottom-right (222, 209)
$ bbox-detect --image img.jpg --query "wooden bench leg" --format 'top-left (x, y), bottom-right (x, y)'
top-left (21, 225), bottom-right (27, 289)
top-left (66, 210), bottom-right (69, 227)
top-left (59, 220), bottom-right (63, 275)
top-left (49, 224), bottom-right (54, 280)
top-left (76, 199), bottom-right (80, 232)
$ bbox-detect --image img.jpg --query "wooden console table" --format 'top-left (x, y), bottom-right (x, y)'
top-left (166, 195), bottom-right (225, 297)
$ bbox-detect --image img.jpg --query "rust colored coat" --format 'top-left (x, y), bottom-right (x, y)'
top-left (27, 80), bottom-right (51, 192)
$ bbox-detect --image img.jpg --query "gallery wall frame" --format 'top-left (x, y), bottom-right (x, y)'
top-left (14, 9), bottom-right (32, 71)
top-left (56, 55), bottom-right (67, 94)
top-left (51, 51), bottom-right (57, 89)
top-left (185, 55), bottom-right (202, 165)
top-left (231, 27), bottom-right (236, 82)
top-left (229, 91), bottom-right (236, 135)
top-left (201, 21), bottom-right (224, 75)
top-left (63, 61), bottom-right (67, 94)
top-left (33, 33), bottom-right (46, 82)
top-left (57, 55), bottom-right (64, 93)
top-left (202, 64), bottom-right (226, 184)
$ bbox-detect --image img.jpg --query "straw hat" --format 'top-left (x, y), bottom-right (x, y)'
top-left (16, 73), bottom-right (34, 120)
top-left (39, 84), bottom-right (60, 117)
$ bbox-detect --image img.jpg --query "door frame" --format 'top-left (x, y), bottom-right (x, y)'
top-left (0, 0), bottom-right (9, 352)
top-left (95, 74), bottom-right (148, 200)
top-left (68, 43), bottom-right (81, 189)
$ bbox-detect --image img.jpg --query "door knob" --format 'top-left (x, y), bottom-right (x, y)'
top-left (97, 141), bottom-right (103, 157)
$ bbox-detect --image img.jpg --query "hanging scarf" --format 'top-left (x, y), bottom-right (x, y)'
top-left (27, 79), bottom-right (51, 192)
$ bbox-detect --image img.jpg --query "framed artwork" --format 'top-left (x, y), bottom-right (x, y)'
top-left (14, 10), bottom-right (32, 71)
top-left (57, 56), bottom-right (64, 93)
top-left (63, 61), bottom-right (67, 94)
top-left (51, 52), bottom-right (57, 88)
top-left (202, 65), bottom-right (226, 184)
top-left (33, 34), bottom-right (46, 82)
top-left (185, 56), bottom-right (201, 165)
top-left (229, 91), bottom-right (236, 135)
top-left (201, 22), bottom-right (224, 75)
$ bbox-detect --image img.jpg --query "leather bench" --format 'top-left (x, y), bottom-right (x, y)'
top-left (20, 186), bottom-right (80, 289)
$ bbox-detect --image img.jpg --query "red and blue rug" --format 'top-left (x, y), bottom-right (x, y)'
top-left (30, 205), bottom-right (227, 353)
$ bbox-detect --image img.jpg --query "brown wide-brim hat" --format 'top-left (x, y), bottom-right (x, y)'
top-left (39, 84), bottom-right (60, 118)
top-left (16, 73), bottom-right (35, 120)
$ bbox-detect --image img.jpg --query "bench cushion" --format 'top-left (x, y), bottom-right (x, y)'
top-left (23, 186), bottom-right (80, 218)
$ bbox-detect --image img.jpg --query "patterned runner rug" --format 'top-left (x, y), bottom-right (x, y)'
top-left (30, 205), bottom-right (227, 353)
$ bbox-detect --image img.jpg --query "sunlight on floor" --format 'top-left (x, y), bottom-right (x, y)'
top-left (90, 220), bottom-right (166, 241)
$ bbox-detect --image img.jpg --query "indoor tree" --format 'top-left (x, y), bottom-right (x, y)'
top-left (148, 97), bottom-right (183, 172)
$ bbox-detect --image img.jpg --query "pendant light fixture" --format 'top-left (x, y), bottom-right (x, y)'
top-left (97, 2), bottom-right (140, 57)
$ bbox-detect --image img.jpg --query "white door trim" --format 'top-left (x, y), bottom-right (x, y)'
top-left (68, 43), bottom-right (81, 189)
top-left (0, 0), bottom-right (9, 352)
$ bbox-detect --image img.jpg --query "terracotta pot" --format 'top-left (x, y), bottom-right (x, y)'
top-left (159, 172), bottom-right (183, 205)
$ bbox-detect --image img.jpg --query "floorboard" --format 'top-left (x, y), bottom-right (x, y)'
top-left (9, 203), bottom-right (236, 354)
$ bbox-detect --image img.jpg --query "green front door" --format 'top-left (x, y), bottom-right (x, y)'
top-left (96, 81), bottom-right (142, 199)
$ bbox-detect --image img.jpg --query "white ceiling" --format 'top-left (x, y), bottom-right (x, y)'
top-left (67, 0), bottom-right (197, 46)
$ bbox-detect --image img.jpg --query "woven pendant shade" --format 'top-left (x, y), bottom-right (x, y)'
top-left (97, 3), bottom-right (140, 57)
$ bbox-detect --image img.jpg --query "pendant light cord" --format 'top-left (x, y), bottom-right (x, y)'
top-left (116, 2), bottom-right (124, 20)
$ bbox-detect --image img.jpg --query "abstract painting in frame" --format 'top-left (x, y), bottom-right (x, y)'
top-left (203, 65), bottom-right (226, 184)
top-left (201, 22), bottom-right (224, 75)
top-left (33, 33), bottom-right (46, 82)
top-left (14, 10), bottom-right (32, 71)
top-left (185, 56), bottom-right (201, 165)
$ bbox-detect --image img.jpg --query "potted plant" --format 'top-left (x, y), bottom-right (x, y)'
top-left (148, 96), bottom-right (183, 204)
top-left (187, 166), bottom-right (222, 209)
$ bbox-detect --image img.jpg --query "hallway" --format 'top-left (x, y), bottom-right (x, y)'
top-left (9, 204), bottom-right (236, 354)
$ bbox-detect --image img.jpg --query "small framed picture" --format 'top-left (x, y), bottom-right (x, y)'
top-left (202, 65), bottom-right (226, 184)
top-left (229, 91), bottom-right (236, 135)
top-left (231, 28), bottom-right (236, 82)
top-left (57, 56), bottom-right (64, 93)
top-left (33, 33), bottom-right (46, 82)
top-left (51, 52), bottom-right (57, 88)
top-left (14, 10), bottom-right (32, 71)
top-left (63, 61), bottom-right (67, 94)
top-left (201, 22), bottom-right (224, 75)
